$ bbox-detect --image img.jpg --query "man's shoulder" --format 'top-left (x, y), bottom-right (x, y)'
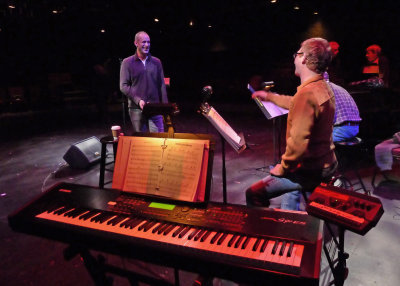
top-left (149, 55), bottom-right (162, 64)
top-left (122, 55), bottom-right (136, 63)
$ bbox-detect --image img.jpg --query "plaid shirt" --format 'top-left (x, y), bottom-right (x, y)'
top-left (329, 82), bottom-right (362, 125)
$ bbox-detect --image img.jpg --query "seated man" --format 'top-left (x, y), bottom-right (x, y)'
top-left (246, 38), bottom-right (338, 211)
top-left (362, 44), bottom-right (390, 88)
top-left (329, 81), bottom-right (362, 142)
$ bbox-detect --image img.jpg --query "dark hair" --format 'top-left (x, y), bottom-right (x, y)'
top-left (301, 38), bottom-right (332, 74)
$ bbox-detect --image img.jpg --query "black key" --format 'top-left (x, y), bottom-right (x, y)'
top-left (65, 208), bottom-right (87, 218)
top-left (217, 233), bottom-right (228, 245)
top-left (194, 229), bottom-right (205, 241)
top-left (271, 240), bottom-right (279, 255)
top-left (228, 235), bottom-right (238, 247)
top-left (200, 231), bottom-right (211, 242)
top-left (234, 236), bottom-right (245, 248)
top-left (163, 224), bottom-right (176, 235)
top-left (91, 212), bottom-right (113, 223)
top-left (143, 221), bottom-right (157, 232)
top-left (287, 242), bottom-right (294, 257)
top-left (156, 223), bottom-right (169, 234)
top-left (241, 236), bottom-right (250, 249)
top-left (261, 239), bottom-right (269, 252)
top-left (54, 206), bottom-right (72, 215)
top-left (152, 223), bottom-right (164, 233)
top-left (107, 215), bottom-right (127, 226)
top-left (253, 238), bottom-right (262, 251)
top-left (188, 229), bottom-right (200, 240)
top-left (210, 232), bottom-right (222, 244)
top-left (120, 217), bottom-right (136, 228)
top-left (138, 220), bottom-right (151, 231)
top-left (79, 210), bottom-right (99, 220)
top-left (178, 226), bottom-right (190, 238)
top-left (279, 241), bottom-right (287, 256)
top-left (46, 203), bottom-right (64, 213)
top-left (172, 225), bottom-right (185, 237)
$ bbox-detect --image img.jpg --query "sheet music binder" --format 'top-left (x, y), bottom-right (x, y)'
top-left (112, 133), bottom-right (214, 203)
top-left (200, 103), bottom-right (246, 153)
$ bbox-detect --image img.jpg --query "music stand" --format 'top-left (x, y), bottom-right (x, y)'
top-left (199, 102), bottom-right (246, 204)
top-left (142, 103), bottom-right (179, 137)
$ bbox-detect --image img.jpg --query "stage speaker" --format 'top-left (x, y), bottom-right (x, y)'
top-left (63, 136), bottom-right (102, 169)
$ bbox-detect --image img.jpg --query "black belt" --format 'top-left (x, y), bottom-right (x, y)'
top-left (334, 121), bottom-right (359, 127)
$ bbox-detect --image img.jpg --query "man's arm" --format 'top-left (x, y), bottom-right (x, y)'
top-left (252, 91), bottom-right (291, 109)
top-left (119, 58), bottom-right (143, 107)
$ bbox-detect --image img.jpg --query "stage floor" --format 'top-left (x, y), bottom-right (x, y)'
top-left (1, 101), bottom-right (399, 286)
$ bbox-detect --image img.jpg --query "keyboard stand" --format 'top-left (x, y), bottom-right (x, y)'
top-left (322, 223), bottom-right (349, 286)
top-left (63, 244), bottom-right (176, 286)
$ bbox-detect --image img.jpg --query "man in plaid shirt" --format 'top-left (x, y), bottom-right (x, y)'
top-left (329, 82), bottom-right (362, 142)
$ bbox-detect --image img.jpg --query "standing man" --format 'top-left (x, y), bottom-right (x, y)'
top-left (120, 31), bottom-right (168, 132)
top-left (246, 38), bottom-right (338, 210)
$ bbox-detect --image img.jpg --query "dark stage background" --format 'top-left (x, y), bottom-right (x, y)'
top-left (1, 0), bottom-right (400, 139)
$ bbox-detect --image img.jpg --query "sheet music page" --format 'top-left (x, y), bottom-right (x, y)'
top-left (261, 100), bottom-right (289, 118)
top-left (208, 107), bottom-right (241, 144)
top-left (122, 137), bottom-right (206, 201)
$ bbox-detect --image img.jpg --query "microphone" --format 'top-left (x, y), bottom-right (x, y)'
top-left (202, 85), bottom-right (213, 102)
top-left (261, 81), bottom-right (275, 90)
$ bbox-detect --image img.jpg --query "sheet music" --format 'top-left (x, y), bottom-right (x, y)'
top-left (259, 100), bottom-right (289, 118)
top-left (122, 137), bottom-right (206, 201)
top-left (207, 107), bottom-right (242, 145)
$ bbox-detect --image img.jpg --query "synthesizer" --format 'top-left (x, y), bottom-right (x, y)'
top-left (306, 185), bottom-right (384, 235)
top-left (9, 182), bottom-right (323, 285)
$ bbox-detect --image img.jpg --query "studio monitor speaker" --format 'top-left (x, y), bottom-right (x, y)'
top-left (63, 136), bottom-right (102, 169)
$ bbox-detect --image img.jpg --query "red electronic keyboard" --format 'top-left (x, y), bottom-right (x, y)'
top-left (306, 185), bottom-right (384, 235)
top-left (9, 182), bottom-right (323, 286)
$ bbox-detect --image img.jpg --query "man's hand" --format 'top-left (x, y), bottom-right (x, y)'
top-left (270, 163), bottom-right (285, 177)
top-left (252, 90), bottom-right (273, 101)
top-left (139, 99), bottom-right (145, 110)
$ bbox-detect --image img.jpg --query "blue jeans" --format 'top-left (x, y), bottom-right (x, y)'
top-left (333, 125), bottom-right (359, 142)
top-left (129, 108), bottom-right (164, 133)
top-left (246, 162), bottom-right (337, 210)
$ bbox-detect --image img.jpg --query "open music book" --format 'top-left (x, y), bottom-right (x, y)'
top-left (247, 84), bottom-right (288, 119)
top-left (200, 103), bottom-right (246, 153)
top-left (112, 136), bottom-right (210, 202)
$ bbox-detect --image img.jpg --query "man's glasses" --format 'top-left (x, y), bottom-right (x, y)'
top-left (293, 52), bottom-right (304, 59)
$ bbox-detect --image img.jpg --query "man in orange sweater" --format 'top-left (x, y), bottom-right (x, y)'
top-left (246, 38), bottom-right (338, 210)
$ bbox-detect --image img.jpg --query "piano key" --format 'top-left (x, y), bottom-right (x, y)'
top-left (79, 210), bottom-right (100, 220)
top-left (200, 230), bottom-right (211, 242)
top-left (107, 215), bottom-right (128, 226)
top-left (279, 241), bottom-right (287, 256)
top-left (54, 206), bottom-right (73, 215)
top-left (35, 207), bottom-right (307, 276)
top-left (228, 234), bottom-right (238, 247)
top-left (271, 240), bottom-right (279, 255)
top-left (287, 241), bottom-right (294, 257)
top-left (187, 228), bottom-right (200, 240)
top-left (193, 229), bottom-right (206, 241)
top-left (172, 225), bottom-right (186, 237)
top-left (242, 237), bottom-right (250, 249)
top-left (217, 233), bottom-right (228, 245)
top-left (234, 235), bottom-right (245, 248)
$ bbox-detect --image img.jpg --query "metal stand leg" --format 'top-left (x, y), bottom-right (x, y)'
top-left (220, 135), bottom-right (227, 204)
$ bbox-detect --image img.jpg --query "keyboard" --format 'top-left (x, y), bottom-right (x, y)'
top-left (9, 182), bottom-right (323, 285)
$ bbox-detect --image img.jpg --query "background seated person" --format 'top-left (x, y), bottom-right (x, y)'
top-left (329, 81), bottom-right (362, 142)
top-left (362, 44), bottom-right (390, 88)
